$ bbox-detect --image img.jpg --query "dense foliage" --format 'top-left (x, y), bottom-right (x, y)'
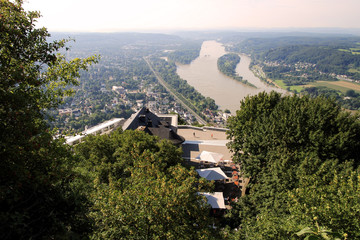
top-left (74, 130), bottom-right (218, 239)
top-left (0, 0), bottom-right (97, 238)
top-left (217, 53), bottom-right (256, 88)
top-left (218, 53), bottom-right (241, 76)
top-left (226, 91), bottom-right (360, 239)
top-left (0, 4), bottom-right (218, 237)
top-left (302, 86), bottom-right (360, 110)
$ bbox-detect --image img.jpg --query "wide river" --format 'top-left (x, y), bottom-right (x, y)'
top-left (176, 40), bottom-right (286, 114)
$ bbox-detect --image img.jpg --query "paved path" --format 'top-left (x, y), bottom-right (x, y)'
top-left (144, 57), bottom-right (207, 125)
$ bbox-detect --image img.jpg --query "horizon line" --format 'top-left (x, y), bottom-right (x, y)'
top-left (47, 27), bottom-right (360, 35)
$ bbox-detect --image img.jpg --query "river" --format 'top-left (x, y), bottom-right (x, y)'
top-left (176, 40), bottom-right (286, 114)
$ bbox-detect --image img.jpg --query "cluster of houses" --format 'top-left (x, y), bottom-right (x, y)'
top-left (111, 82), bottom-right (231, 126)
top-left (262, 60), bottom-right (360, 83)
top-left (58, 76), bottom-right (232, 134)
top-left (58, 108), bottom-right (83, 117)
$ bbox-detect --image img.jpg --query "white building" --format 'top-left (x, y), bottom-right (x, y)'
top-left (65, 118), bottom-right (125, 145)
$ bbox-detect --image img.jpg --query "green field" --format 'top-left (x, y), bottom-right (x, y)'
top-left (338, 48), bottom-right (360, 55)
top-left (338, 49), bottom-right (351, 53)
top-left (309, 81), bottom-right (360, 94)
top-left (348, 68), bottom-right (360, 74)
top-left (274, 79), bottom-right (360, 94)
top-left (350, 48), bottom-right (360, 52)
top-left (274, 80), bottom-right (305, 92)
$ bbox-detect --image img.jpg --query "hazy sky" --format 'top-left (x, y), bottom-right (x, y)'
top-left (23, 0), bottom-right (360, 32)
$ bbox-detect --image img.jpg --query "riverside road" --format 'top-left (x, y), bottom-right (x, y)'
top-left (144, 57), bottom-right (208, 125)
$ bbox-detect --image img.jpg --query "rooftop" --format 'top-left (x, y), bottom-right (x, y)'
top-left (178, 127), bottom-right (232, 161)
top-left (123, 107), bottom-right (184, 145)
top-left (66, 118), bottom-right (125, 145)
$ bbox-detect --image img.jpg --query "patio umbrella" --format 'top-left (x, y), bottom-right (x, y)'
top-left (196, 151), bottom-right (223, 163)
top-left (196, 167), bottom-right (228, 181)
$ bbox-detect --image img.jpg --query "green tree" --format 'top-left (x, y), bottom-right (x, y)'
top-left (74, 130), bottom-right (184, 184)
top-left (289, 169), bottom-right (360, 239)
top-left (75, 130), bottom-right (217, 239)
top-left (345, 89), bottom-right (357, 97)
top-left (90, 164), bottom-right (215, 239)
top-left (225, 91), bottom-right (360, 239)
top-left (0, 1), bottom-right (97, 238)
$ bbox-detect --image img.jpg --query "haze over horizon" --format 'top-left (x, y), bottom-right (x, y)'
top-left (23, 0), bottom-right (360, 34)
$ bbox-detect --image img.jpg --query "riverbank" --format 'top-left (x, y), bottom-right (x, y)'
top-left (249, 64), bottom-right (283, 89)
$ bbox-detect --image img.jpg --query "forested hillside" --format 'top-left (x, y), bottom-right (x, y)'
top-left (229, 36), bottom-right (360, 81)
top-left (261, 45), bottom-right (360, 78)
top-left (0, 1), bottom-right (98, 238)
top-left (0, 2), bottom-right (217, 238)
top-left (227, 36), bottom-right (360, 55)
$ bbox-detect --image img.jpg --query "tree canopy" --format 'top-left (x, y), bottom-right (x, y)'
top-left (226, 91), bottom-right (360, 239)
top-left (74, 130), bottom-right (218, 239)
top-left (0, 1), bottom-right (97, 238)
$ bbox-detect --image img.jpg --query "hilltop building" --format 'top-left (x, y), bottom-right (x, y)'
top-left (122, 107), bottom-right (185, 145)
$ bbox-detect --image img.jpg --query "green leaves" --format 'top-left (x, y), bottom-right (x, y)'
top-left (226, 91), bottom-right (360, 238)
top-left (90, 165), bottom-right (214, 239)
top-left (75, 130), bottom-right (216, 239)
top-left (296, 225), bottom-right (343, 240)
top-left (0, 1), bottom-right (97, 238)
top-left (289, 170), bottom-right (360, 239)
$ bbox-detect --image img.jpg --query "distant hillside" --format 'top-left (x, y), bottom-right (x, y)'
top-left (227, 36), bottom-right (360, 54)
top-left (225, 36), bottom-right (360, 80)
top-left (50, 32), bottom-right (184, 56)
top-left (51, 32), bottom-right (183, 46)
top-left (167, 40), bottom-right (203, 64)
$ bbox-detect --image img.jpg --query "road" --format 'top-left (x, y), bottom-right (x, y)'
top-left (143, 57), bottom-right (208, 125)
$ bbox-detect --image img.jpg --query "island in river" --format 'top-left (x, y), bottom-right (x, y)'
top-left (217, 53), bottom-right (257, 88)
top-left (176, 41), bottom-right (286, 115)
